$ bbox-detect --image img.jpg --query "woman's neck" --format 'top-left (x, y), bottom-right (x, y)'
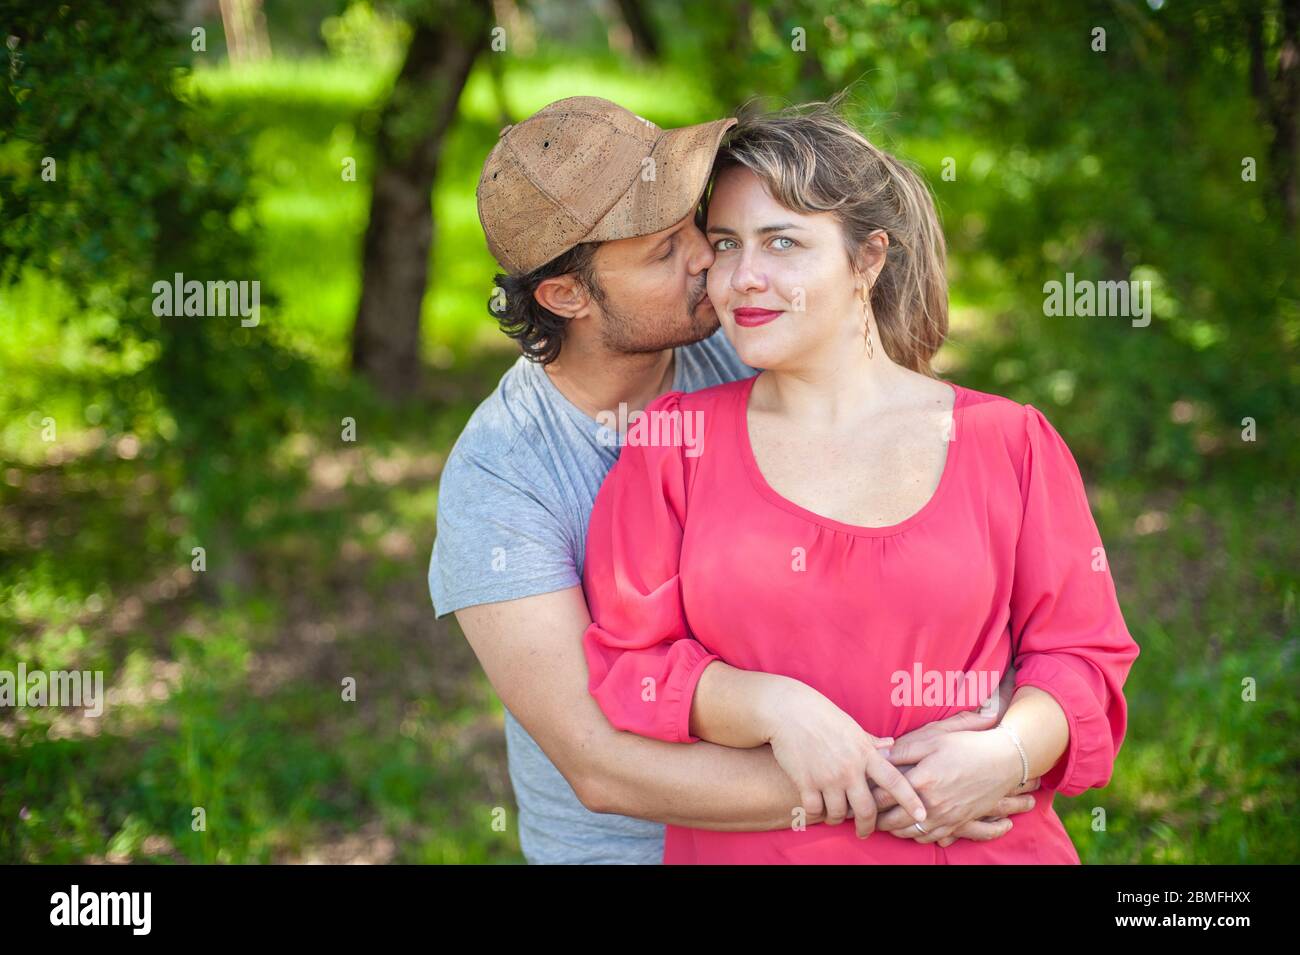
top-left (754, 347), bottom-right (912, 428)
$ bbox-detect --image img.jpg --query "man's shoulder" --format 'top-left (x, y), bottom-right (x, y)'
top-left (438, 356), bottom-right (550, 491)
top-left (430, 356), bottom-right (579, 617)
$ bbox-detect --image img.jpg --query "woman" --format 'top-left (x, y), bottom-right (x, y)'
top-left (580, 102), bottom-right (1140, 864)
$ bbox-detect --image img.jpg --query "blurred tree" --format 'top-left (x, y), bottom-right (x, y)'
top-left (661, 0), bottom-right (1297, 482)
top-left (612, 0), bottom-right (661, 60)
top-left (951, 0), bottom-right (1299, 482)
top-left (0, 0), bottom-right (313, 598)
top-left (1246, 0), bottom-right (1298, 231)
top-left (218, 0), bottom-right (273, 65)
top-left (349, 0), bottom-right (491, 399)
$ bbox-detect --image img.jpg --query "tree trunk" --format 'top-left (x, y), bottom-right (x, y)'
top-left (351, 0), bottom-right (491, 400)
top-left (1274, 0), bottom-right (1299, 232)
top-left (613, 0), bottom-right (660, 60)
top-left (1247, 0), bottom-right (1299, 233)
top-left (217, 0), bottom-right (271, 66)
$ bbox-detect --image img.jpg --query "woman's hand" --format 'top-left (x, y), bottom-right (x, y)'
top-left (872, 727), bottom-right (1030, 845)
top-left (873, 763), bottom-right (1039, 847)
top-left (758, 676), bottom-right (928, 839)
top-left (867, 696), bottom-right (1041, 847)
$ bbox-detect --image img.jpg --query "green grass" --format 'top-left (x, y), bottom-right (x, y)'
top-left (1063, 481), bottom-right (1297, 863)
top-left (2, 53), bottom-right (1296, 864)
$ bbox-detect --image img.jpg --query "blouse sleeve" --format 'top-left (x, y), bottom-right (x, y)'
top-left (581, 391), bottom-right (721, 743)
top-left (1008, 404), bottom-right (1141, 796)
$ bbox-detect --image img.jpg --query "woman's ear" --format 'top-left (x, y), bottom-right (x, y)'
top-left (855, 229), bottom-right (890, 288)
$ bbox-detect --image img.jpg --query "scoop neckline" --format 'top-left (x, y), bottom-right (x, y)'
top-left (735, 372), bottom-right (965, 538)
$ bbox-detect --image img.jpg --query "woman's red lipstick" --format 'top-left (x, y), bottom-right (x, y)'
top-left (733, 307), bottom-right (783, 328)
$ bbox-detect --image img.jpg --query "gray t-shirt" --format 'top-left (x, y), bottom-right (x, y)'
top-left (428, 327), bottom-right (755, 863)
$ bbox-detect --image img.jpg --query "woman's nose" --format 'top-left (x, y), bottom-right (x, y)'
top-left (730, 255), bottom-right (766, 292)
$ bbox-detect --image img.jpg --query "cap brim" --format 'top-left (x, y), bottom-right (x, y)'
top-left (584, 116), bottom-right (738, 244)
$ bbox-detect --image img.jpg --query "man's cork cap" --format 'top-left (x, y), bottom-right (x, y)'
top-left (476, 96), bottom-right (737, 274)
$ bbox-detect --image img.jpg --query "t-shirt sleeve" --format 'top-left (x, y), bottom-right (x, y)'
top-left (1008, 404), bottom-right (1141, 796)
top-left (428, 439), bottom-right (578, 619)
top-left (580, 391), bottom-right (720, 743)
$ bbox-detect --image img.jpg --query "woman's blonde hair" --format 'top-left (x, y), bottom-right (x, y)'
top-left (706, 96), bottom-right (949, 376)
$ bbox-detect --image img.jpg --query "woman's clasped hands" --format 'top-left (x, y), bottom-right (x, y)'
top-left (759, 675), bottom-right (1039, 847)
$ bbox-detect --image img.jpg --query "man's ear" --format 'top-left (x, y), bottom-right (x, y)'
top-left (534, 273), bottom-right (589, 319)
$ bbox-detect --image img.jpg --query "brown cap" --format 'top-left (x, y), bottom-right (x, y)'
top-left (476, 96), bottom-right (737, 275)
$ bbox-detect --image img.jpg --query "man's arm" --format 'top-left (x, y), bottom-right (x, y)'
top-left (454, 585), bottom-right (821, 832)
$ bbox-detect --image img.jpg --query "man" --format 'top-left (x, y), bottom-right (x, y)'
top-left (429, 96), bottom-right (1035, 863)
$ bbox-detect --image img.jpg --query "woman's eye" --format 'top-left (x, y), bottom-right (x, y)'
top-left (771, 236), bottom-right (796, 251)
top-left (713, 238), bottom-right (737, 252)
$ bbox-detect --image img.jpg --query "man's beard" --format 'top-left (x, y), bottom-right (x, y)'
top-left (599, 280), bottom-right (719, 355)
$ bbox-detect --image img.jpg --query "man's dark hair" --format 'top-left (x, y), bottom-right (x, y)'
top-left (488, 242), bottom-right (603, 365)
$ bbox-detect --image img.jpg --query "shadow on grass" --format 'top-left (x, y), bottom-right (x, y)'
top-left (1, 346), bottom-right (525, 864)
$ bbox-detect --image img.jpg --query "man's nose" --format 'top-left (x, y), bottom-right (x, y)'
top-left (684, 220), bottom-right (715, 273)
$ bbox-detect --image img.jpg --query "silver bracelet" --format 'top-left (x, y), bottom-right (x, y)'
top-left (996, 724), bottom-right (1029, 788)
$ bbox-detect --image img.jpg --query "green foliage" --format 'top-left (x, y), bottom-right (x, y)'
top-left (0, 0), bottom-right (1294, 865)
top-left (1, 1), bottom-right (316, 563)
top-left (665, 0), bottom-right (1298, 483)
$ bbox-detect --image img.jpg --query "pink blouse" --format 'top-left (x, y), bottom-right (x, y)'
top-left (581, 375), bottom-right (1140, 864)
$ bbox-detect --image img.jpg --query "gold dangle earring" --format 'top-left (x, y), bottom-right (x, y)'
top-left (862, 288), bottom-right (876, 359)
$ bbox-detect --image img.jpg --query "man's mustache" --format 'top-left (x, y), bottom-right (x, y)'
top-left (688, 280), bottom-right (708, 309)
